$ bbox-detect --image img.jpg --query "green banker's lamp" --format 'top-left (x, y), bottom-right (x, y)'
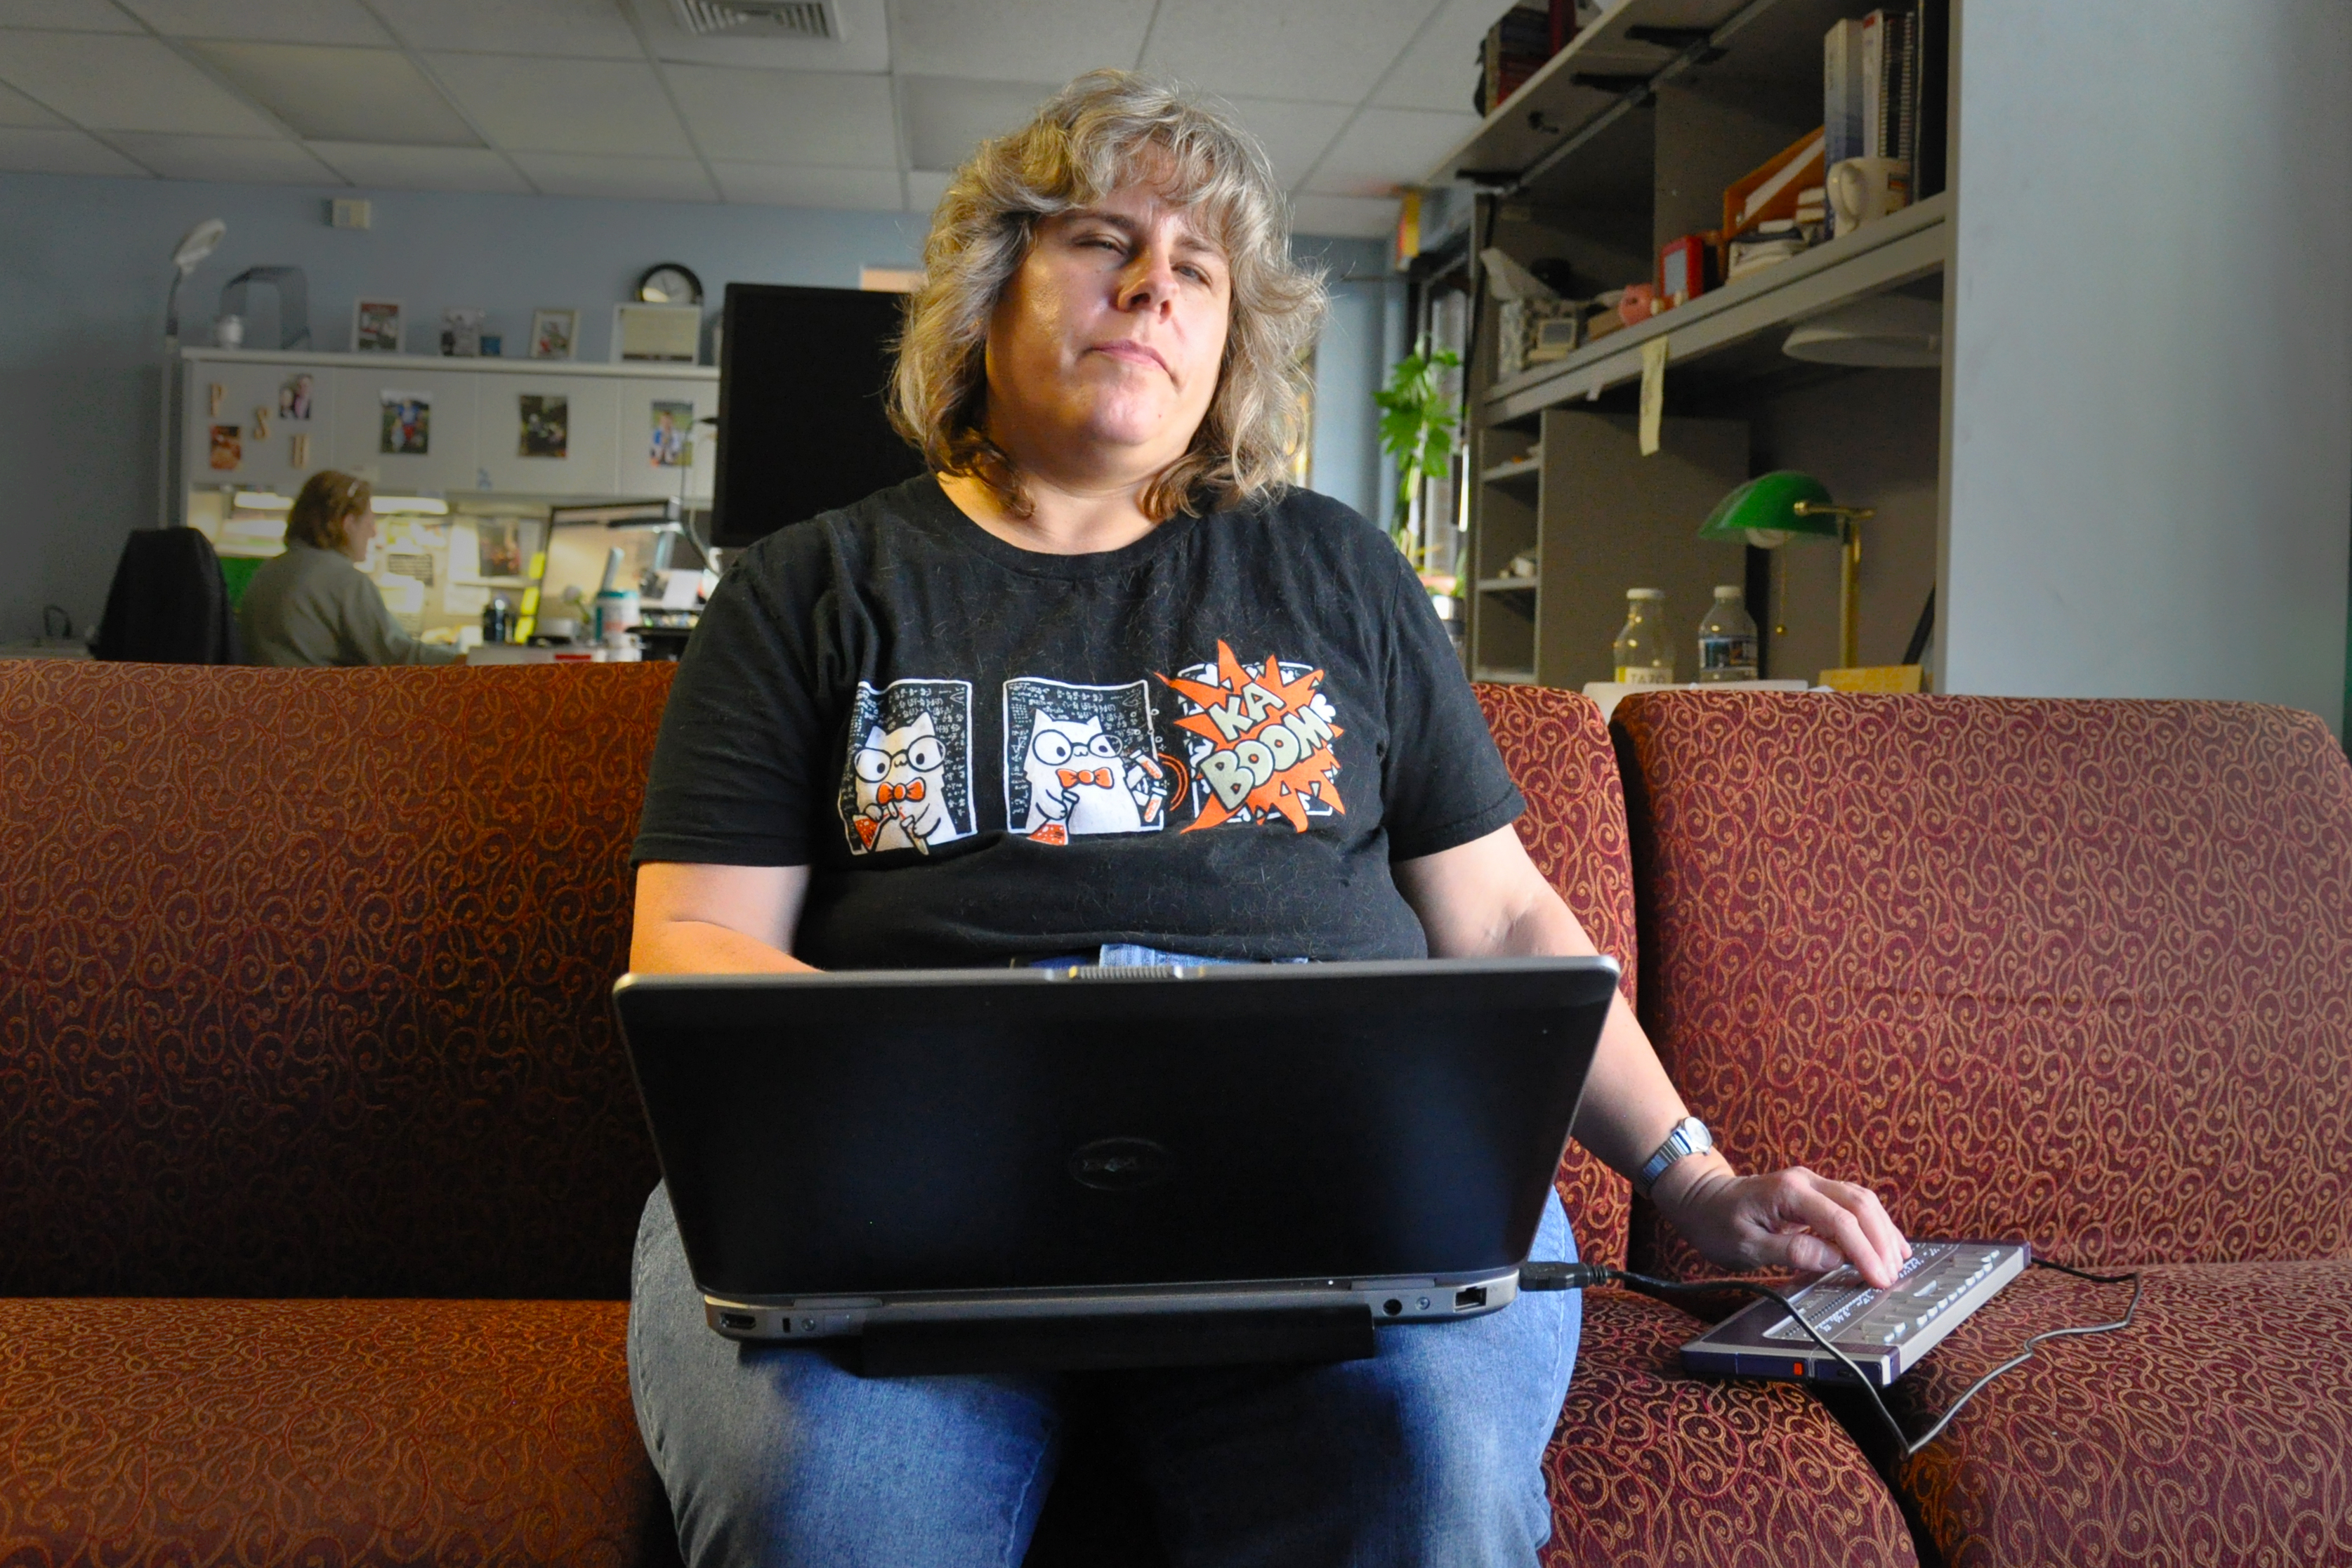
top-left (1699, 471), bottom-right (1875, 671)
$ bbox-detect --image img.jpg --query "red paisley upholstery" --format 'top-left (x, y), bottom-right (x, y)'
top-left (1890, 1260), bottom-right (2352, 1568)
top-left (0, 1296), bottom-right (679, 1568)
top-left (1540, 1289), bottom-right (1919, 1567)
top-left (0, 661), bottom-right (676, 1300)
top-left (1475, 684), bottom-right (1634, 1271)
top-left (1612, 691), bottom-right (2352, 1271)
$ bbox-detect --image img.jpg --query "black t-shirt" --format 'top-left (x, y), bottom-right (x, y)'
top-left (633, 474), bottom-right (1522, 969)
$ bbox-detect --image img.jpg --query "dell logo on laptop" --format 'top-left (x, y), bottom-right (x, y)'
top-left (1069, 1137), bottom-right (1176, 1191)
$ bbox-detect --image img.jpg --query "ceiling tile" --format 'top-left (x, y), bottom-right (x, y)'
top-left (0, 31), bottom-right (279, 133)
top-left (899, 75), bottom-right (1054, 171)
top-left (511, 149), bottom-right (716, 200)
top-left (664, 65), bottom-right (895, 166)
top-left (307, 138), bottom-right (530, 190)
top-left (189, 41), bottom-right (480, 144)
top-left (1141, 0), bottom-right (1440, 105)
top-left (428, 55), bottom-right (692, 157)
top-left (1289, 191), bottom-right (1398, 239)
top-left (712, 161), bottom-right (901, 210)
top-left (1219, 95), bottom-right (1351, 189)
top-left (369, 0), bottom-right (643, 58)
top-left (0, 81), bottom-right (63, 126)
top-left (1371, 0), bottom-right (1490, 113)
top-left (1303, 105), bottom-right (1476, 196)
top-left (0, 0), bottom-right (140, 30)
top-left (904, 166), bottom-right (950, 213)
top-left (114, 0), bottom-right (394, 45)
top-left (887, 0), bottom-right (1155, 83)
top-left (110, 129), bottom-right (341, 181)
top-left (0, 123), bottom-right (149, 172)
top-left (624, 0), bottom-right (889, 74)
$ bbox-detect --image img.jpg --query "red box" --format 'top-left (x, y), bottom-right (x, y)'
top-left (1658, 233), bottom-right (1713, 309)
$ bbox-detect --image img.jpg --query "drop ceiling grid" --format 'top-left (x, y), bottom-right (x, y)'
top-left (0, 0), bottom-right (1467, 229)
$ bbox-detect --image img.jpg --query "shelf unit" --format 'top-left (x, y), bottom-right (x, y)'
top-left (1441, 0), bottom-right (1956, 692)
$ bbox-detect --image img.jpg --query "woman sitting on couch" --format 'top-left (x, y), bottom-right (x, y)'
top-left (624, 69), bottom-right (1908, 1568)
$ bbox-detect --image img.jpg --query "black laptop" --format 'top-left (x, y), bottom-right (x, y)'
top-left (612, 958), bottom-right (1617, 1371)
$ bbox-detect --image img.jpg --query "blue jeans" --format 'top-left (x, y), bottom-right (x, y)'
top-left (629, 1185), bottom-right (1580, 1567)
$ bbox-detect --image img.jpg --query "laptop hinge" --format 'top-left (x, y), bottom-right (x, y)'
top-left (859, 1305), bottom-right (1377, 1376)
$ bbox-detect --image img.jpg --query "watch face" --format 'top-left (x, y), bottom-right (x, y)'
top-left (638, 263), bottom-right (703, 305)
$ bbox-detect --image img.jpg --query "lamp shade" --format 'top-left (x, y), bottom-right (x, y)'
top-left (1698, 470), bottom-right (1841, 548)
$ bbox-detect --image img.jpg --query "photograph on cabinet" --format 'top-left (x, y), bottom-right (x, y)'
top-left (519, 393), bottom-right (569, 459)
top-left (529, 308), bottom-right (577, 360)
top-left (208, 425), bottom-right (240, 470)
top-left (353, 298), bottom-right (402, 353)
top-left (379, 390), bottom-right (430, 455)
top-left (650, 400), bottom-right (692, 467)
top-left (277, 374), bottom-right (313, 420)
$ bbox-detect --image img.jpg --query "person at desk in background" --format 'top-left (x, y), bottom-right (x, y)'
top-left (625, 70), bottom-right (1909, 1568)
top-left (238, 470), bottom-right (459, 668)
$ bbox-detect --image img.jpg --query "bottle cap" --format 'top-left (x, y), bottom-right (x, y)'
top-left (1627, 587), bottom-right (1664, 600)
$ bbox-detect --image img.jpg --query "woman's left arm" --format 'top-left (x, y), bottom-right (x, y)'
top-left (1394, 824), bottom-right (1911, 1289)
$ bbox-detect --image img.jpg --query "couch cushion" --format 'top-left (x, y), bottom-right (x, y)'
top-left (1476, 684), bottom-right (1636, 1271)
top-left (1612, 692), bottom-right (2352, 1272)
top-left (1542, 1289), bottom-right (1919, 1567)
top-left (0, 663), bottom-right (676, 1299)
top-left (1889, 1259), bottom-right (2352, 1567)
top-left (0, 1296), bottom-right (676, 1567)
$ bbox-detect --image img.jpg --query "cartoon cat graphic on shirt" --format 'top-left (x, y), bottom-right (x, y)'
top-left (1019, 711), bottom-right (1164, 844)
top-left (850, 711), bottom-right (963, 854)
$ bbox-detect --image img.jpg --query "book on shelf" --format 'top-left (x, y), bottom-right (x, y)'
top-left (1825, 18), bottom-right (1866, 169)
top-left (1474, 0), bottom-right (1585, 117)
top-left (1855, 8), bottom-right (1922, 164)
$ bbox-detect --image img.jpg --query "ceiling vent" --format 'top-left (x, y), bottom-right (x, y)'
top-left (668, 0), bottom-right (839, 38)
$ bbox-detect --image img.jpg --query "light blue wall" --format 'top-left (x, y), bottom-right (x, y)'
top-left (1943, 0), bottom-right (2351, 736)
top-left (0, 170), bottom-right (1387, 640)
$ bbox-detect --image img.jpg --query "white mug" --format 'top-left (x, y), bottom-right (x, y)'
top-left (1829, 158), bottom-right (1911, 238)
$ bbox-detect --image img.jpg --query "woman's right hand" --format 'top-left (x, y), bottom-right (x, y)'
top-left (630, 863), bottom-right (814, 974)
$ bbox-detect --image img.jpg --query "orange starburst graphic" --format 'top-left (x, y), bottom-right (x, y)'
top-left (1159, 642), bottom-right (1344, 833)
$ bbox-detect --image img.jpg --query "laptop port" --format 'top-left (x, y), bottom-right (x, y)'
top-left (718, 1312), bottom-right (756, 1332)
top-left (1454, 1286), bottom-right (1487, 1310)
top-left (1382, 1298), bottom-right (1404, 1317)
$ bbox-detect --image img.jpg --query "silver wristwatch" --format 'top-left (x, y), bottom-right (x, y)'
top-left (1634, 1116), bottom-right (1714, 1198)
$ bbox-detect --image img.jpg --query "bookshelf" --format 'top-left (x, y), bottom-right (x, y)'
top-left (1428, 0), bottom-right (1954, 692)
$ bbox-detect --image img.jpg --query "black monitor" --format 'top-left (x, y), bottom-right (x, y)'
top-left (712, 282), bottom-right (929, 549)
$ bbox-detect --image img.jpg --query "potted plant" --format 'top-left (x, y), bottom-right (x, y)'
top-left (1374, 337), bottom-right (1461, 565)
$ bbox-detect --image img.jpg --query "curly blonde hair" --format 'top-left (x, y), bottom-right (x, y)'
top-left (890, 70), bottom-right (1327, 522)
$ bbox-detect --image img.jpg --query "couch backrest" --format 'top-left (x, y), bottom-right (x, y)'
top-left (0, 662), bottom-right (675, 1298)
top-left (1474, 683), bottom-right (1636, 1270)
top-left (1615, 690), bottom-right (2352, 1270)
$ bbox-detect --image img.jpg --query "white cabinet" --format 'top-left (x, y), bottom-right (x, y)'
top-left (181, 361), bottom-right (339, 492)
top-left (179, 349), bottom-right (721, 508)
top-left (472, 372), bottom-right (619, 496)
top-left (610, 376), bottom-right (717, 502)
top-left (326, 365), bottom-right (480, 492)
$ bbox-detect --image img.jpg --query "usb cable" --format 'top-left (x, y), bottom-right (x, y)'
top-left (1519, 1258), bottom-right (2143, 1458)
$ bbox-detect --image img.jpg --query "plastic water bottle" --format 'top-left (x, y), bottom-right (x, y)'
top-left (1695, 586), bottom-right (1759, 682)
top-left (1612, 589), bottom-right (1674, 684)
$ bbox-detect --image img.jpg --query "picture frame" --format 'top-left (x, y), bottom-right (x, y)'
top-left (529, 307), bottom-right (578, 361)
top-left (613, 302), bottom-right (701, 364)
top-left (439, 306), bottom-right (485, 357)
top-left (353, 298), bottom-right (403, 354)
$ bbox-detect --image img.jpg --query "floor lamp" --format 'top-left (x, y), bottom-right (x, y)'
top-left (160, 218), bottom-right (227, 528)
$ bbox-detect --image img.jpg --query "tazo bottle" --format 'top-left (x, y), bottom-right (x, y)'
top-left (1612, 589), bottom-right (1674, 684)
top-left (1695, 585), bottom-right (1759, 682)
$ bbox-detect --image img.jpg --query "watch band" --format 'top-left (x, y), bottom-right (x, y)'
top-left (1635, 1116), bottom-right (1714, 1197)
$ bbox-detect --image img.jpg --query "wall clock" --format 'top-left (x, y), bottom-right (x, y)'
top-left (636, 263), bottom-right (704, 306)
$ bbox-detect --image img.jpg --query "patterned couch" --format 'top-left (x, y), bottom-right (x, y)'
top-left (1612, 690), bottom-right (2352, 1567)
top-left (1, 661), bottom-right (1915, 1567)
